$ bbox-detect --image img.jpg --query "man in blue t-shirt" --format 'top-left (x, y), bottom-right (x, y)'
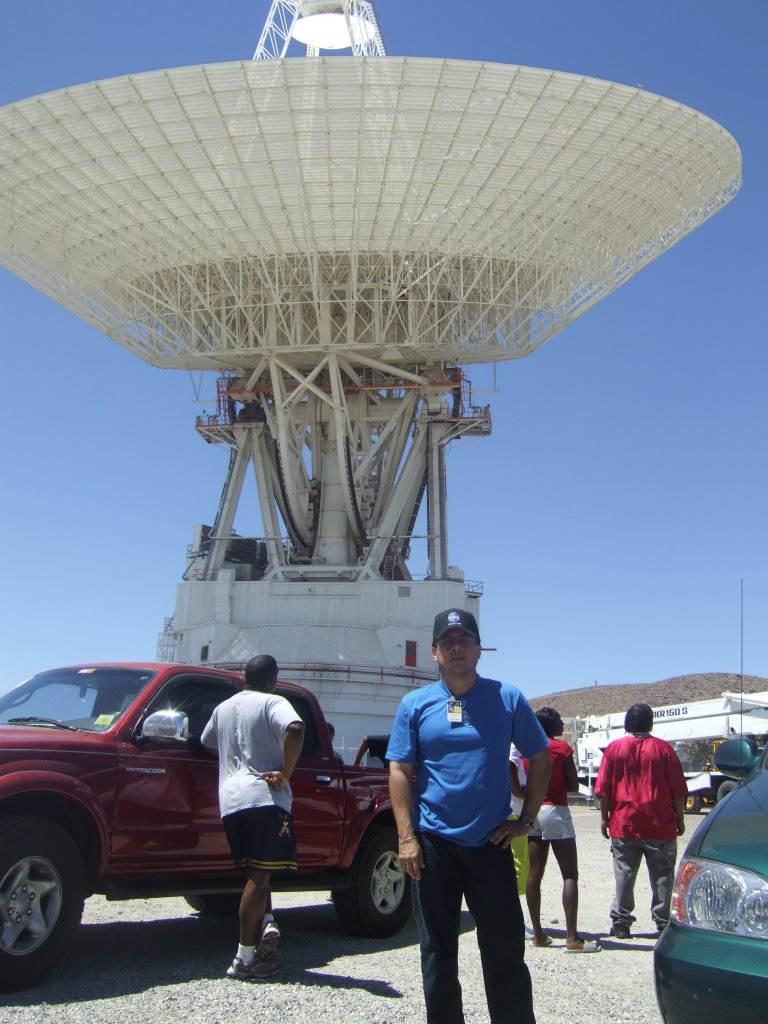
top-left (388, 608), bottom-right (550, 1024)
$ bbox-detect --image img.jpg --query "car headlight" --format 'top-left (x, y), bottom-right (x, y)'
top-left (672, 856), bottom-right (768, 940)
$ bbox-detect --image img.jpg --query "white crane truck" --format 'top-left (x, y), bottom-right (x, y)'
top-left (573, 690), bottom-right (768, 812)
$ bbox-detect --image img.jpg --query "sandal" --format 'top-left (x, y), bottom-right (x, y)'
top-left (531, 934), bottom-right (553, 947)
top-left (565, 938), bottom-right (601, 953)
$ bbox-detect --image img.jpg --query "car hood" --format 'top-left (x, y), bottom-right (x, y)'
top-left (693, 770), bottom-right (768, 877)
top-left (0, 724), bottom-right (114, 754)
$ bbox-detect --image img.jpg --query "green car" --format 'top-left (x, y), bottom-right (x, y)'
top-left (654, 737), bottom-right (768, 1023)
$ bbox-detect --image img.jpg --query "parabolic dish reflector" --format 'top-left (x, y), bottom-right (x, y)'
top-left (0, 57), bottom-right (741, 371)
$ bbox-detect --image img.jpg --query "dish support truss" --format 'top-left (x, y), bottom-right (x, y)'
top-left (191, 355), bottom-right (490, 584)
top-left (254, 0), bottom-right (386, 60)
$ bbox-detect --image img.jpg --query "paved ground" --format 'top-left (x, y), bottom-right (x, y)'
top-left (0, 805), bottom-right (691, 1023)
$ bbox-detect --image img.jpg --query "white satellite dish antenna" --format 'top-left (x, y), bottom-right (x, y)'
top-left (0, 2), bottom-right (741, 745)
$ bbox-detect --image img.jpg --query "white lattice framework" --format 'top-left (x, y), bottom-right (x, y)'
top-left (0, 59), bottom-right (740, 376)
top-left (0, 57), bottom-right (741, 586)
top-left (193, 356), bottom-right (489, 580)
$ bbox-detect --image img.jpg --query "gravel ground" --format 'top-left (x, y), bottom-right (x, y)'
top-left (0, 805), bottom-right (681, 1023)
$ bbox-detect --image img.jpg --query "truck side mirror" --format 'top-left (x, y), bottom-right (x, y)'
top-left (139, 709), bottom-right (189, 744)
top-left (714, 737), bottom-right (760, 779)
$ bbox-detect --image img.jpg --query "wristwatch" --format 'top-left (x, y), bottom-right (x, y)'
top-left (518, 814), bottom-right (536, 830)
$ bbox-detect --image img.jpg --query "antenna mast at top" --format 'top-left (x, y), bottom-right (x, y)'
top-left (254, 0), bottom-right (386, 59)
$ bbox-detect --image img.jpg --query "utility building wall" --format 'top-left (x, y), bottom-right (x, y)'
top-left (172, 577), bottom-right (478, 675)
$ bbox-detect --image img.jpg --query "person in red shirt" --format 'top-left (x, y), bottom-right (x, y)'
top-left (526, 707), bottom-right (600, 952)
top-left (594, 702), bottom-right (688, 939)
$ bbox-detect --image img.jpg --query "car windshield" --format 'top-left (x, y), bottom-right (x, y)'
top-left (0, 667), bottom-right (156, 733)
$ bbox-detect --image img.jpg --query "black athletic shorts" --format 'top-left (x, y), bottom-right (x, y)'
top-left (223, 806), bottom-right (297, 872)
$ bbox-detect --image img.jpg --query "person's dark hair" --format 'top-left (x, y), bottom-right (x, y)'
top-left (624, 703), bottom-right (653, 733)
top-left (535, 706), bottom-right (563, 738)
top-left (244, 654), bottom-right (278, 692)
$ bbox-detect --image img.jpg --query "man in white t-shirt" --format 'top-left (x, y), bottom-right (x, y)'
top-left (202, 655), bottom-right (304, 980)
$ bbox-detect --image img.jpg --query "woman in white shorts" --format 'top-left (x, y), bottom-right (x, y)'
top-left (526, 708), bottom-right (600, 953)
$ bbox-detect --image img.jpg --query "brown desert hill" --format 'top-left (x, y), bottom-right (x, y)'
top-left (528, 673), bottom-right (768, 721)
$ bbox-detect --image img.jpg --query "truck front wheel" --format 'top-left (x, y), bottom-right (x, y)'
top-left (716, 780), bottom-right (739, 802)
top-left (0, 816), bottom-right (85, 991)
top-left (332, 826), bottom-right (411, 937)
top-left (685, 793), bottom-right (703, 814)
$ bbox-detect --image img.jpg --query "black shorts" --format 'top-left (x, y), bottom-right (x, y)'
top-left (223, 806), bottom-right (297, 872)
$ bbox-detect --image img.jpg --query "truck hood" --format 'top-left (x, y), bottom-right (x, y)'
top-left (0, 723), bottom-right (116, 755)
top-left (693, 769), bottom-right (768, 877)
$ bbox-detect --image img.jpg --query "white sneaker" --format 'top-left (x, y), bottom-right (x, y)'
top-left (258, 917), bottom-right (281, 957)
top-left (226, 955), bottom-right (279, 980)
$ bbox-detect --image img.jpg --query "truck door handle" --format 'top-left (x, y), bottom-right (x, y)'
top-left (314, 775), bottom-right (332, 785)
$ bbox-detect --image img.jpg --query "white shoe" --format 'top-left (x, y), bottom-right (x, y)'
top-left (226, 955), bottom-right (279, 980)
top-left (260, 917), bottom-right (281, 953)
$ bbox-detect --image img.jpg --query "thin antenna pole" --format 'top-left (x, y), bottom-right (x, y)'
top-left (740, 578), bottom-right (744, 691)
top-left (740, 578), bottom-right (745, 770)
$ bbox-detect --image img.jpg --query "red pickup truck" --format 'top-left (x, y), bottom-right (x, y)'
top-left (0, 663), bottom-right (410, 991)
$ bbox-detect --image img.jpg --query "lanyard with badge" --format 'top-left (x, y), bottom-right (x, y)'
top-left (447, 699), bottom-right (464, 724)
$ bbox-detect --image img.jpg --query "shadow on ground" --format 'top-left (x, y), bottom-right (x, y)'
top-left (1, 899), bottom-right (434, 1007)
top-left (527, 926), bottom-right (659, 954)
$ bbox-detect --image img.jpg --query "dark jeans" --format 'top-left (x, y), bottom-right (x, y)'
top-left (412, 831), bottom-right (535, 1024)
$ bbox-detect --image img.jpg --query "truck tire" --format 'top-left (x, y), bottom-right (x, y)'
top-left (184, 893), bottom-right (241, 915)
top-left (0, 816), bottom-right (86, 992)
top-left (716, 780), bottom-right (739, 803)
top-left (332, 826), bottom-right (411, 937)
top-left (685, 793), bottom-right (703, 814)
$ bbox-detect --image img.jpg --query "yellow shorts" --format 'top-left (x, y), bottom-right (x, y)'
top-left (507, 813), bottom-right (530, 896)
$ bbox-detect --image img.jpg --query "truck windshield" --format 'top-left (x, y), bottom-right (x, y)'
top-left (0, 667), bottom-right (156, 733)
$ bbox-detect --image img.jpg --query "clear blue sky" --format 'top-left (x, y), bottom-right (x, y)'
top-left (1, 1), bottom-right (765, 697)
